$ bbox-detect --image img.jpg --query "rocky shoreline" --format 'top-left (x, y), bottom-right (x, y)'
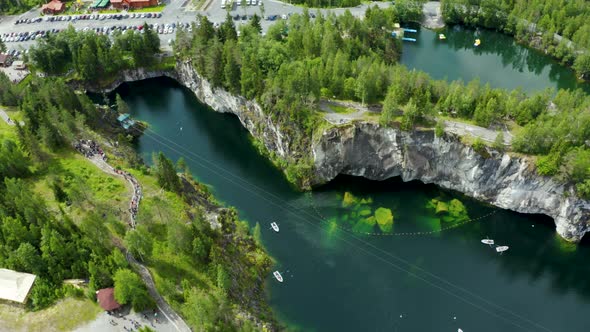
top-left (91, 63), bottom-right (590, 242)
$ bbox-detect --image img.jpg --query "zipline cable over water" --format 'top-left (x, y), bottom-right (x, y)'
top-left (133, 124), bottom-right (552, 332)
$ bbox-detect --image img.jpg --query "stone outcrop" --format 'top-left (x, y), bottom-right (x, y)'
top-left (85, 67), bottom-right (175, 93)
top-left (174, 61), bottom-right (292, 159)
top-left (95, 63), bottom-right (590, 242)
top-left (312, 122), bottom-right (590, 242)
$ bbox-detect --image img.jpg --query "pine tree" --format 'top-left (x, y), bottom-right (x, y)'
top-left (154, 152), bottom-right (182, 193)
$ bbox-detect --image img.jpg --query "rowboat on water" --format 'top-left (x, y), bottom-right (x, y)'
top-left (481, 238), bottom-right (494, 245)
top-left (496, 246), bottom-right (509, 254)
top-left (270, 222), bottom-right (279, 233)
top-left (474, 38), bottom-right (481, 46)
top-left (273, 271), bottom-right (283, 282)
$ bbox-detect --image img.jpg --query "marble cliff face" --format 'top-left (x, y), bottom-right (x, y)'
top-left (103, 63), bottom-right (590, 242)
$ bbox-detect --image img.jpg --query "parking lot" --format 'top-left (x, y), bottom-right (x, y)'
top-left (0, 1), bottom-right (389, 55)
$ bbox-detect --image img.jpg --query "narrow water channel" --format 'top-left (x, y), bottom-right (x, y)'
top-left (115, 77), bottom-right (590, 332)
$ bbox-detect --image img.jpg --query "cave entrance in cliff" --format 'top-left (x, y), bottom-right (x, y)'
top-left (580, 232), bottom-right (590, 247)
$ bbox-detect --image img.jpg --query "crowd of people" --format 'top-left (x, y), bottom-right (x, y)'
top-left (75, 139), bottom-right (141, 228)
top-left (74, 139), bottom-right (107, 161)
top-left (115, 168), bottom-right (142, 225)
top-left (106, 310), bottom-right (160, 330)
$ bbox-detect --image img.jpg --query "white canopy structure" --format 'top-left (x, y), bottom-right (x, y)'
top-left (0, 268), bottom-right (37, 304)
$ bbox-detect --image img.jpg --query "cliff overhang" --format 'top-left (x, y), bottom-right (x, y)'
top-left (90, 62), bottom-right (590, 242)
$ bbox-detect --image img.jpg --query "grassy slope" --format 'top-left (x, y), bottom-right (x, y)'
top-left (0, 298), bottom-right (101, 332)
top-left (0, 108), bottom-right (273, 329)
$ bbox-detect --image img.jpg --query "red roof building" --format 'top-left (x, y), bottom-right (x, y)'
top-left (0, 54), bottom-right (11, 68)
top-left (41, 0), bottom-right (65, 15)
top-left (111, 0), bottom-right (158, 9)
top-left (96, 288), bottom-right (122, 311)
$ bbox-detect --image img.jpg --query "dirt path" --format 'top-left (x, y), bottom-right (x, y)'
top-left (78, 142), bottom-right (192, 332)
top-left (443, 120), bottom-right (512, 145)
top-left (318, 100), bottom-right (512, 145)
top-left (319, 99), bottom-right (373, 124)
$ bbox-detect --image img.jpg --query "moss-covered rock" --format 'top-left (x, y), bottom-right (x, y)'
top-left (342, 192), bottom-right (358, 207)
top-left (435, 200), bottom-right (449, 214)
top-left (441, 199), bottom-right (469, 223)
top-left (352, 216), bottom-right (376, 233)
top-left (374, 207), bottom-right (394, 233)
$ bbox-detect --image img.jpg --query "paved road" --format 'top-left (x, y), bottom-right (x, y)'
top-left (0, 0), bottom-right (390, 52)
top-left (0, 108), bottom-right (15, 126)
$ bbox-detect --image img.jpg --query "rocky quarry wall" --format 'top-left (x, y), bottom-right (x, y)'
top-left (98, 62), bottom-right (590, 242)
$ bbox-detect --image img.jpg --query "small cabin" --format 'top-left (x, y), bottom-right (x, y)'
top-left (41, 0), bottom-right (65, 15)
top-left (117, 113), bottom-right (136, 130)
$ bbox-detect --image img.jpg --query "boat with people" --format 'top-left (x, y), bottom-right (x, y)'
top-left (270, 222), bottom-right (279, 232)
top-left (439, 33), bottom-right (446, 40)
top-left (496, 246), bottom-right (509, 254)
top-left (273, 270), bottom-right (283, 282)
top-left (474, 38), bottom-right (481, 47)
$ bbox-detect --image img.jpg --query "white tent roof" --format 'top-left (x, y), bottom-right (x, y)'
top-left (0, 268), bottom-right (36, 304)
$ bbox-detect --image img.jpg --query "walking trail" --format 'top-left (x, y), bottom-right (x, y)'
top-left (75, 140), bottom-right (192, 332)
top-left (318, 100), bottom-right (512, 145)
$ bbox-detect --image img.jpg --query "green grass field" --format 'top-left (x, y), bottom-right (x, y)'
top-left (0, 297), bottom-right (101, 332)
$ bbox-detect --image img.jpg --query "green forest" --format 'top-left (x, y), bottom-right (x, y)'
top-left (441, 0), bottom-right (590, 80)
top-left (172, 6), bottom-right (590, 198)
top-left (0, 76), bottom-right (273, 328)
top-left (0, 0), bottom-right (44, 15)
top-left (28, 24), bottom-right (163, 83)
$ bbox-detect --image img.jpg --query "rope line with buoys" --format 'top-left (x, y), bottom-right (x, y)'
top-left (129, 124), bottom-right (553, 332)
top-left (305, 192), bottom-right (498, 237)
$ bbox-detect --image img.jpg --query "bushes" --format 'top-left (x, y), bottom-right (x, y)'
top-left (113, 269), bottom-right (155, 312)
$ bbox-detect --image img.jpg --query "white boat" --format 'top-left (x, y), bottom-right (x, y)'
top-left (481, 238), bottom-right (494, 245)
top-left (458, 329), bottom-right (463, 332)
top-left (273, 271), bottom-right (283, 282)
top-left (270, 222), bottom-right (279, 232)
top-left (496, 246), bottom-right (509, 253)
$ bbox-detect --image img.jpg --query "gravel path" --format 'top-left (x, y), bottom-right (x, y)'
top-left (443, 120), bottom-right (512, 145)
top-left (318, 100), bottom-right (512, 146)
top-left (319, 99), bottom-right (374, 124)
